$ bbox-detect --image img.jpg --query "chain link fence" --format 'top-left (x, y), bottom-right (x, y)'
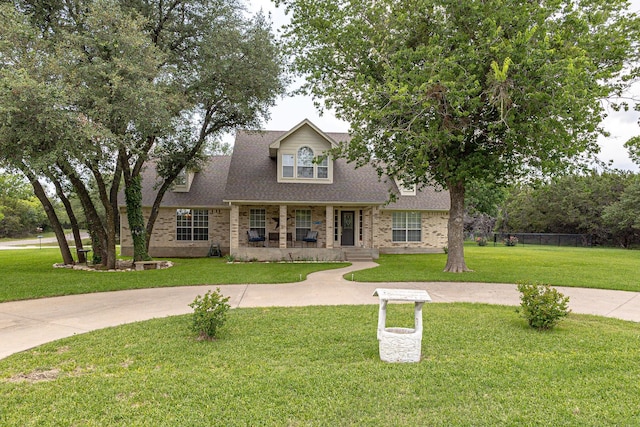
top-left (492, 233), bottom-right (592, 247)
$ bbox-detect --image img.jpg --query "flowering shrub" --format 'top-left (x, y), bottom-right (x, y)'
top-left (476, 236), bottom-right (487, 246)
top-left (504, 236), bottom-right (518, 246)
top-left (189, 288), bottom-right (230, 340)
top-left (517, 282), bottom-right (570, 330)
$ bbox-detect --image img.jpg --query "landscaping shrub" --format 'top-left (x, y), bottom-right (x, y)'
top-left (517, 281), bottom-right (570, 330)
top-left (189, 288), bottom-right (230, 339)
top-left (504, 235), bottom-right (519, 246)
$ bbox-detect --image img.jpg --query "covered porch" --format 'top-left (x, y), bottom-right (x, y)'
top-left (228, 203), bottom-right (378, 261)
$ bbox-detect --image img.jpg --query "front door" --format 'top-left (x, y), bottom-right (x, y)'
top-left (341, 211), bottom-right (355, 246)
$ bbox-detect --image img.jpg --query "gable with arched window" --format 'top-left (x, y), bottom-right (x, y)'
top-left (278, 145), bottom-right (332, 183)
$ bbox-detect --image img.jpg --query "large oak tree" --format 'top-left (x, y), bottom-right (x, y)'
top-left (277, 0), bottom-right (640, 271)
top-left (1, 0), bottom-right (286, 266)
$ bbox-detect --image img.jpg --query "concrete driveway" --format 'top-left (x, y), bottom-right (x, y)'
top-left (1, 262), bottom-right (639, 360)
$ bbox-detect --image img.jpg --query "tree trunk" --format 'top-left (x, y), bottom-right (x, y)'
top-left (444, 180), bottom-right (472, 273)
top-left (89, 168), bottom-right (117, 270)
top-left (145, 177), bottom-right (174, 250)
top-left (125, 175), bottom-right (152, 261)
top-left (103, 205), bottom-right (118, 269)
top-left (59, 162), bottom-right (109, 265)
top-left (21, 166), bottom-right (75, 265)
top-left (50, 176), bottom-right (86, 261)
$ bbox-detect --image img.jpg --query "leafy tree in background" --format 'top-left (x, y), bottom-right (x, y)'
top-left (0, 173), bottom-right (50, 238)
top-left (278, 0), bottom-right (640, 271)
top-left (464, 179), bottom-right (508, 240)
top-left (602, 177), bottom-right (640, 247)
top-left (497, 171), bottom-right (636, 245)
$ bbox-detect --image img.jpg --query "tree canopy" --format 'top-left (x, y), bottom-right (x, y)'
top-left (277, 0), bottom-right (640, 271)
top-left (1, 0), bottom-right (286, 266)
top-left (0, 173), bottom-right (51, 238)
top-left (497, 171), bottom-right (637, 247)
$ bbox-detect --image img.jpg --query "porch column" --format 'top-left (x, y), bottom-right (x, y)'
top-left (279, 205), bottom-right (288, 248)
top-left (371, 207), bottom-right (380, 248)
top-left (325, 205), bottom-right (334, 249)
top-left (363, 207), bottom-right (372, 248)
top-left (230, 204), bottom-right (239, 250)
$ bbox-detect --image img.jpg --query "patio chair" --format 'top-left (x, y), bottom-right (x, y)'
top-left (247, 230), bottom-right (265, 246)
top-left (302, 230), bottom-right (318, 247)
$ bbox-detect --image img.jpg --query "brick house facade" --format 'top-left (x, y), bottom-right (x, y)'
top-left (120, 120), bottom-right (450, 261)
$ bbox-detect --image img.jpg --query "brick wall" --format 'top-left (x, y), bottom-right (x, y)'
top-left (121, 205), bottom-right (448, 257)
top-left (374, 210), bottom-right (448, 250)
top-left (120, 207), bottom-right (230, 257)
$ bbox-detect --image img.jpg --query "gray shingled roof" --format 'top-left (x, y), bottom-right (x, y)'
top-left (132, 156), bottom-right (232, 208)
top-left (127, 124), bottom-right (450, 211)
top-left (223, 129), bottom-right (450, 210)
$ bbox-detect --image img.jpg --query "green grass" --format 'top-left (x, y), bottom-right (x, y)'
top-left (351, 245), bottom-right (640, 292)
top-left (1, 304), bottom-right (638, 426)
top-left (2, 245), bottom-right (639, 302)
top-left (0, 230), bottom-right (70, 242)
top-left (0, 249), bottom-right (348, 302)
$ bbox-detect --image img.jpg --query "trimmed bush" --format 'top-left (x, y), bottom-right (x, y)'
top-left (189, 288), bottom-right (230, 339)
top-left (517, 282), bottom-right (570, 330)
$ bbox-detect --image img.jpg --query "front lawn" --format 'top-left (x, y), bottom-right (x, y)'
top-left (351, 245), bottom-right (640, 292)
top-left (1, 245), bottom-right (639, 302)
top-left (0, 249), bottom-right (348, 302)
top-left (1, 304), bottom-right (638, 426)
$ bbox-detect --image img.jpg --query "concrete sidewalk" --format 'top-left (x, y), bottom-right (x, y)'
top-left (1, 262), bottom-right (639, 360)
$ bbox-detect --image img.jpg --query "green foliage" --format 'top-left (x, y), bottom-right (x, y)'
top-left (465, 179), bottom-right (508, 218)
top-left (0, 173), bottom-right (34, 200)
top-left (517, 282), bottom-right (570, 330)
top-left (602, 178), bottom-right (640, 247)
top-left (497, 171), bottom-right (637, 246)
top-left (188, 288), bottom-right (230, 339)
top-left (1, 305), bottom-right (639, 425)
top-left (278, 0), bottom-right (640, 272)
top-left (625, 135), bottom-right (640, 166)
top-left (0, 173), bottom-right (48, 237)
top-left (1, 0), bottom-right (286, 268)
top-left (464, 179), bottom-right (508, 239)
top-left (124, 176), bottom-right (151, 261)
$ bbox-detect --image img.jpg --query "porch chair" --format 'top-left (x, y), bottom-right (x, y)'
top-left (247, 229), bottom-right (265, 246)
top-left (302, 230), bottom-right (318, 247)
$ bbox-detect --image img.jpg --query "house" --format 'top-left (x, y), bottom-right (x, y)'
top-left (119, 119), bottom-right (450, 261)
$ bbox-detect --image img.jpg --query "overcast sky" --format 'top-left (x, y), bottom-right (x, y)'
top-left (242, 0), bottom-right (640, 172)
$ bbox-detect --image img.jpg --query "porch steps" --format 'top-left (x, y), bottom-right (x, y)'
top-left (342, 248), bottom-right (374, 262)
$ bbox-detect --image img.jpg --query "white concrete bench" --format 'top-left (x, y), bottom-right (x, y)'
top-left (373, 288), bottom-right (432, 363)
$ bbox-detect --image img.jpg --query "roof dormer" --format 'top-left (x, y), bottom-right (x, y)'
top-left (395, 177), bottom-right (416, 196)
top-left (172, 168), bottom-right (195, 192)
top-left (271, 119), bottom-right (338, 184)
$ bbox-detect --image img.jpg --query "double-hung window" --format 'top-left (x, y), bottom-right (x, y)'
top-left (296, 209), bottom-right (312, 241)
top-left (392, 212), bottom-right (421, 242)
top-left (176, 209), bottom-right (209, 241)
top-left (250, 208), bottom-right (266, 237)
top-left (282, 154), bottom-right (294, 178)
top-left (317, 156), bottom-right (328, 178)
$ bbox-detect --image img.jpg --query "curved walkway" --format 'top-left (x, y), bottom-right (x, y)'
top-left (1, 262), bottom-right (639, 360)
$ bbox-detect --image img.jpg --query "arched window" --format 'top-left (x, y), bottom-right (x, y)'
top-left (297, 146), bottom-right (314, 178)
